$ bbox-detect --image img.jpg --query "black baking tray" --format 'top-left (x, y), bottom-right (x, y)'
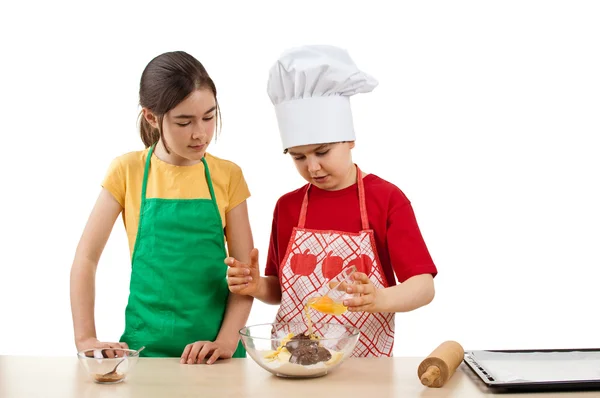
top-left (463, 348), bottom-right (600, 392)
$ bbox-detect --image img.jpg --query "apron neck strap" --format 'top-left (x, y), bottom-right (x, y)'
top-left (298, 164), bottom-right (369, 230)
top-left (356, 165), bottom-right (369, 230)
top-left (201, 156), bottom-right (218, 201)
top-left (140, 145), bottom-right (155, 204)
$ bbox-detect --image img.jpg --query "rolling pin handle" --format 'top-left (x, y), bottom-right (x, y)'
top-left (420, 365), bottom-right (441, 386)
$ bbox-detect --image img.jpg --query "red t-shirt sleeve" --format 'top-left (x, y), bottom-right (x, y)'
top-left (265, 202), bottom-right (280, 277)
top-left (387, 190), bottom-right (438, 283)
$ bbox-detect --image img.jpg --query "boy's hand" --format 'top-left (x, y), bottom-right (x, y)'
top-left (343, 272), bottom-right (381, 313)
top-left (225, 248), bottom-right (260, 296)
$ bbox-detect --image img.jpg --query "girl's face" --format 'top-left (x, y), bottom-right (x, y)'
top-left (288, 142), bottom-right (356, 191)
top-left (144, 88), bottom-right (216, 166)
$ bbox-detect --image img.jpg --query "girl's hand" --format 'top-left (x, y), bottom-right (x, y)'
top-left (76, 337), bottom-right (129, 358)
top-left (180, 340), bottom-right (236, 365)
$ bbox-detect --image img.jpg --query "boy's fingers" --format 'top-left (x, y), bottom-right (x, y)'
top-left (352, 272), bottom-right (370, 283)
top-left (225, 257), bottom-right (242, 267)
top-left (344, 293), bottom-right (374, 308)
top-left (346, 284), bottom-right (365, 294)
top-left (348, 282), bottom-right (376, 295)
top-left (347, 304), bottom-right (371, 313)
top-left (227, 267), bottom-right (250, 278)
top-left (227, 277), bottom-right (251, 286)
top-left (225, 257), bottom-right (246, 267)
top-left (343, 297), bottom-right (363, 308)
top-left (229, 284), bottom-right (249, 293)
top-left (249, 248), bottom-right (259, 269)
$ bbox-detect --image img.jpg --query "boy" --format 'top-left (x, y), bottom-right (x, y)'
top-left (226, 45), bottom-right (437, 357)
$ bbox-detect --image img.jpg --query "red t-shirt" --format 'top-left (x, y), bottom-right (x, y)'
top-left (265, 174), bottom-right (438, 286)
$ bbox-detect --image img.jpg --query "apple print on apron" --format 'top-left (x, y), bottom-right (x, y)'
top-left (275, 166), bottom-right (395, 357)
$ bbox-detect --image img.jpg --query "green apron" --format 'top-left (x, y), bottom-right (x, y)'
top-left (120, 145), bottom-right (245, 358)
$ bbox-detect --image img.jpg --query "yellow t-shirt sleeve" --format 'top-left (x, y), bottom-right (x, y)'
top-left (227, 163), bottom-right (250, 213)
top-left (101, 156), bottom-right (126, 208)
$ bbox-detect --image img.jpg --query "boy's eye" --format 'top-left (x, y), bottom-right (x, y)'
top-left (316, 150), bottom-right (329, 156)
top-left (293, 155), bottom-right (306, 161)
top-left (176, 122), bottom-right (191, 127)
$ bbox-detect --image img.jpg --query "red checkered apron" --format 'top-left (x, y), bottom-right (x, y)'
top-left (275, 166), bottom-right (395, 357)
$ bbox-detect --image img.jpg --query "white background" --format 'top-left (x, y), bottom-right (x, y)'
top-left (0, 1), bottom-right (598, 358)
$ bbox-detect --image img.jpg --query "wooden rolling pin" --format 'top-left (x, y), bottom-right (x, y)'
top-left (417, 341), bottom-right (464, 388)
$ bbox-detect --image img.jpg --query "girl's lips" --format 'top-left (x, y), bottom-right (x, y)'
top-left (189, 144), bottom-right (205, 151)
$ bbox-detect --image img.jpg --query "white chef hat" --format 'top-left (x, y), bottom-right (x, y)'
top-left (267, 45), bottom-right (378, 151)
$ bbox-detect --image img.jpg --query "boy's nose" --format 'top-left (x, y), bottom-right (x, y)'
top-left (307, 158), bottom-right (321, 173)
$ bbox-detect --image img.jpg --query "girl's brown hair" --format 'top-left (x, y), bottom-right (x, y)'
top-left (139, 51), bottom-right (221, 151)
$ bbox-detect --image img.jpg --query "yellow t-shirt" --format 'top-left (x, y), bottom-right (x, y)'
top-left (102, 148), bottom-right (250, 256)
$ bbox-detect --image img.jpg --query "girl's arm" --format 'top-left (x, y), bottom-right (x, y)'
top-left (70, 188), bottom-right (126, 354)
top-left (215, 200), bottom-right (255, 349)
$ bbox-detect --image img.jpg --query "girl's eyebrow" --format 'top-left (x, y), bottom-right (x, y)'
top-left (203, 106), bottom-right (217, 115)
top-left (173, 106), bottom-right (217, 119)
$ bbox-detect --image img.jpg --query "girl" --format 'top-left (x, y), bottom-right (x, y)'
top-left (70, 51), bottom-right (254, 364)
top-left (226, 45), bottom-right (437, 357)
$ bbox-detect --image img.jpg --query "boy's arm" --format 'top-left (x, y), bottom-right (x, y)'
top-left (375, 274), bottom-right (435, 313)
top-left (344, 273), bottom-right (435, 313)
top-left (345, 187), bottom-right (437, 313)
top-left (254, 275), bottom-right (282, 304)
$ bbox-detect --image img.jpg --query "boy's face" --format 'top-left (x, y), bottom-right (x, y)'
top-left (287, 142), bottom-right (356, 191)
